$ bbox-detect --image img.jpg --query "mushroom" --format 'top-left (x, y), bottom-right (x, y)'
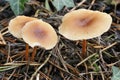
top-left (8, 16), bottom-right (37, 60)
top-left (21, 20), bottom-right (58, 60)
top-left (59, 9), bottom-right (112, 57)
top-left (8, 16), bottom-right (37, 38)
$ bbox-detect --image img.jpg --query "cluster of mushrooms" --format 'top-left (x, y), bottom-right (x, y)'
top-left (8, 9), bottom-right (112, 60)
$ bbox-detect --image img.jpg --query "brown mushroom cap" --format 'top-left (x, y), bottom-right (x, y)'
top-left (8, 16), bottom-right (37, 38)
top-left (59, 9), bottom-right (112, 40)
top-left (21, 20), bottom-right (58, 50)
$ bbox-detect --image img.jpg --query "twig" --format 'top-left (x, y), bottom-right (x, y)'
top-left (0, 27), bottom-right (8, 33)
top-left (79, 71), bottom-right (111, 75)
top-left (106, 60), bottom-right (120, 67)
top-left (8, 69), bottom-right (16, 80)
top-left (39, 71), bottom-right (51, 80)
top-left (36, 73), bottom-right (40, 80)
top-left (6, 42), bottom-right (12, 63)
top-left (1, 30), bottom-right (9, 36)
top-left (48, 60), bottom-right (77, 77)
top-left (100, 42), bottom-right (117, 52)
top-left (70, 0), bottom-right (86, 11)
top-left (30, 53), bottom-right (52, 80)
top-left (76, 53), bottom-right (97, 67)
top-left (0, 3), bottom-right (9, 12)
top-left (110, 12), bottom-right (120, 20)
top-left (56, 46), bottom-right (69, 72)
top-left (90, 73), bottom-right (93, 80)
top-left (0, 32), bottom-right (6, 44)
top-left (88, 0), bottom-right (96, 9)
top-left (66, 63), bottom-right (80, 75)
top-left (11, 49), bottom-right (32, 59)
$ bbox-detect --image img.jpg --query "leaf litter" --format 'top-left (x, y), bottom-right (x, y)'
top-left (0, 0), bottom-right (120, 80)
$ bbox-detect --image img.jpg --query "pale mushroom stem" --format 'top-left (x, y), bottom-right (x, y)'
top-left (25, 44), bottom-right (29, 60)
top-left (31, 46), bottom-right (37, 61)
top-left (82, 39), bottom-right (87, 58)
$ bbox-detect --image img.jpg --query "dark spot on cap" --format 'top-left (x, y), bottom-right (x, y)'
top-left (77, 16), bottom-right (95, 27)
top-left (33, 28), bottom-right (46, 39)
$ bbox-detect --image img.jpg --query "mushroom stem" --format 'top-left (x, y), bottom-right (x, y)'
top-left (25, 44), bottom-right (29, 61)
top-left (31, 46), bottom-right (37, 61)
top-left (82, 39), bottom-right (87, 58)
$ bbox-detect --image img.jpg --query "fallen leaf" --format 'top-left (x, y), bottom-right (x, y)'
top-left (52, 0), bottom-right (75, 11)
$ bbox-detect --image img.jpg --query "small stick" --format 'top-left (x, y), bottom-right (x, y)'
top-left (82, 40), bottom-right (87, 58)
top-left (0, 32), bottom-right (6, 44)
top-left (100, 42), bottom-right (117, 52)
top-left (31, 46), bottom-right (37, 61)
top-left (30, 53), bottom-right (52, 80)
top-left (76, 53), bottom-right (97, 67)
top-left (25, 44), bottom-right (29, 61)
top-left (70, 0), bottom-right (86, 11)
top-left (88, 0), bottom-right (96, 10)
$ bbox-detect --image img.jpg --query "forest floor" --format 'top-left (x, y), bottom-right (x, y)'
top-left (0, 0), bottom-right (120, 80)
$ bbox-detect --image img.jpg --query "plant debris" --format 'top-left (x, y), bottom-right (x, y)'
top-left (0, 0), bottom-right (120, 80)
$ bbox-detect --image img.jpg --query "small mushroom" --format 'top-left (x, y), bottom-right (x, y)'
top-left (21, 20), bottom-right (58, 60)
top-left (8, 16), bottom-right (37, 61)
top-left (59, 9), bottom-right (112, 57)
top-left (8, 16), bottom-right (37, 38)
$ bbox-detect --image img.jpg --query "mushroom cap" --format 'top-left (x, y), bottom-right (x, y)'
top-left (8, 16), bottom-right (37, 38)
top-left (59, 9), bottom-right (112, 40)
top-left (21, 20), bottom-right (58, 50)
